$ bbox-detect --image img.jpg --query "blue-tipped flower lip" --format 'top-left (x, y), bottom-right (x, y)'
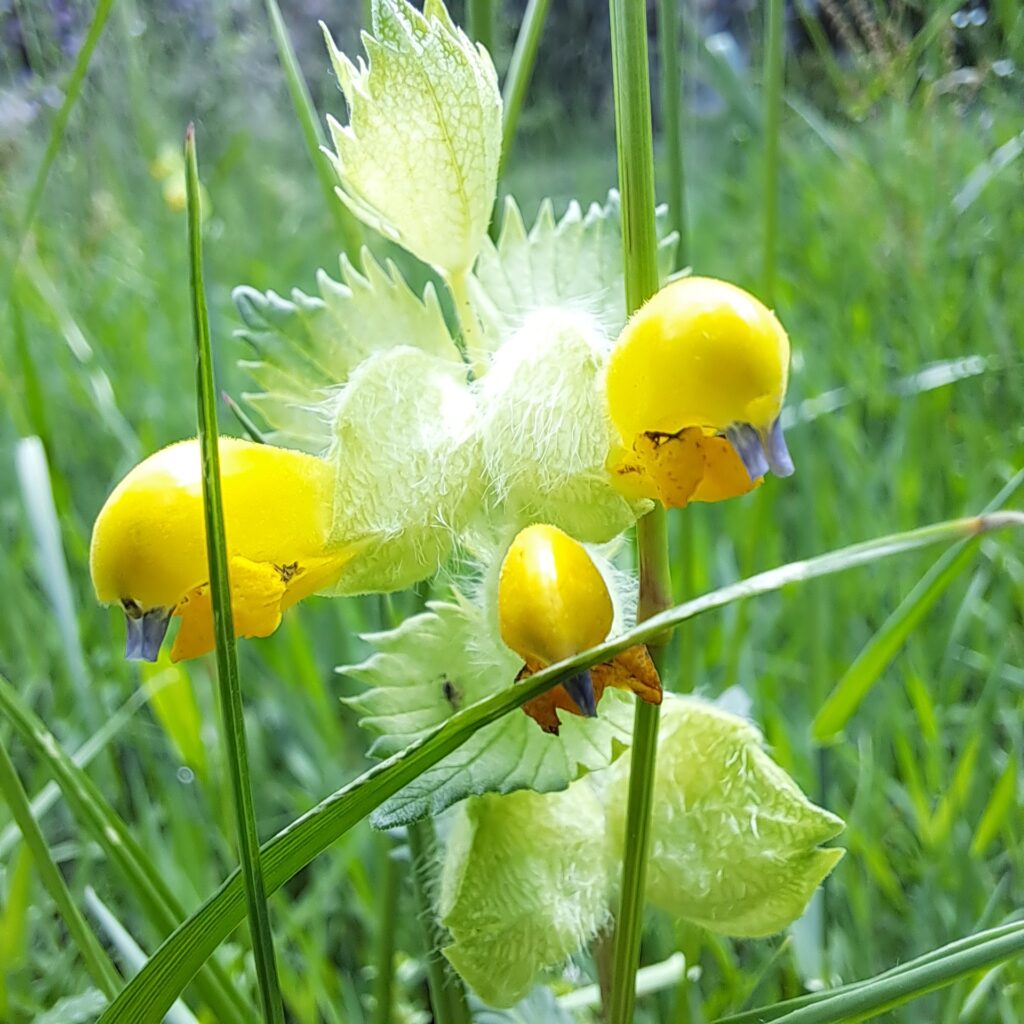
top-left (124, 607), bottom-right (173, 662)
top-left (563, 669), bottom-right (598, 718)
top-left (724, 417), bottom-right (795, 481)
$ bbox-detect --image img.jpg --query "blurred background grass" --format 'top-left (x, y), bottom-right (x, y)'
top-left (0, 1), bottom-right (1022, 1021)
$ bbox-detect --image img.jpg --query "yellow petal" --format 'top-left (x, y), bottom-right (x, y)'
top-left (168, 544), bottom-right (365, 662)
top-left (519, 645), bottom-right (662, 733)
top-left (170, 557), bottom-right (285, 662)
top-left (690, 434), bottom-right (761, 504)
top-left (609, 428), bottom-right (759, 509)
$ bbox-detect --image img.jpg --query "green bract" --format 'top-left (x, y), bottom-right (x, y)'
top-left (439, 785), bottom-right (611, 1007)
top-left (476, 308), bottom-right (646, 542)
top-left (234, 249), bottom-right (458, 453)
top-left (326, 348), bottom-right (479, 594)
top-left (606, 697), bottom-right (845, 938)
top-left (471, 193), bottom-right (679, 350)
top-left (323, 0), bottom-right (501, 277)
top-left (338, 598), bottom-right (636, 827)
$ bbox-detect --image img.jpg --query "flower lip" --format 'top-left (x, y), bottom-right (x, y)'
top-left (563, 670), bottom-right (598, 718)
top-left (124, 606), bottom-right (173, 662)
top-left (724, 416), bottom-right (795, 483)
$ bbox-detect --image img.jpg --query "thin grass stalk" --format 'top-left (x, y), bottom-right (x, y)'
top-left (263, 0), bottom-right (362, 257)
top-left (656, 0), bottom-right (688, 267)
top-left (466, 0), bottom-right (495, 54)
top-left (606, 0), bottom-right (671, 1021)
top-left (499, 0), bottom-right (551, 176)
top-left (370, 835), bottom-right (401, 1024)
top-left (407, 820), bottom-right (470, 1024)
top-left (761, 0), bottom-right (784, 304)
top-left (184, 125), bottom-right (285, 1024)
top-left (98, 512), bottom-right (1024, 1023)
top-left (3, 0), bottom-right (116, 303)
top-left (0, 734), bottom-right (121, 999)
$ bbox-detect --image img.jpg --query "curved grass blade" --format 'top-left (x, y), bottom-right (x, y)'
top-left (812, 469), bottom-right (1024, 741)
top-left (0, 675), bottom-right (257, 1024)
top-left (185, 125), bottom-right (284, 1024)
top-left (714, 920), bottom-right (1024, 1024)
top-left (761, 0), bottom-right (784, 304)
top-left (3, 0), bottom-right (116, 301)
top-left (262, 0), bottom-right (362, 256)
top-left (0, 734), bottom-right (121, 998)
top-left (499, 0), bottom-right (551, 176)
top-left (97, 511), bottom-right (1023, 1024)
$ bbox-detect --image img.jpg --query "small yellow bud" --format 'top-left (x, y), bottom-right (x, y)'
top-left (90, 437), bottom-right (360, 662)
top-left (498, 524), bottom-right (613, 718)
top-left (498, 524), bottom-right (613, 667)
top-left (606, 277), bottom-right (794, 507)
top-left (497, 524), bottom-right (661, 725)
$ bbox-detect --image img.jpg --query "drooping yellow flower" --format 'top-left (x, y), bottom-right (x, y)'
top-left (497, 524), bottom-right (660, 730)
top-left (606, 276), bottom-right (794, 508)
top-left (90, 437), bottom-right (361, 662)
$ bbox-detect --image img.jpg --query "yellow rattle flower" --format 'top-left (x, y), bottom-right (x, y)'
top-left (497, 524), bottom-right (661, 731)
top-left (90, 437), bottom-right (360, 662)
top-left (606, 276), bottom-right (794, 507)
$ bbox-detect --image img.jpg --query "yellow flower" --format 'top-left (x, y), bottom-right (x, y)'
top-left (90, 437), bottom-right (361, 662)
top-left (497, 524), bottom-right (660, 730)
top-left (605, 276), bottom-right (794, 508)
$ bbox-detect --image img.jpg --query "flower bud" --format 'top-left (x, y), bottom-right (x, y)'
top-left (606, 277), bottom-right (794, 507)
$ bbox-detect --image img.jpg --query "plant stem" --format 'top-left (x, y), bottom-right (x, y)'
top-left (446, 269), bottom-right (488, 374)
top-left (0, 734), bottom-right (122, 999)
top-left (607, 0), bottom-right (672, 1022)
top-left (656, 0), bottom-right (687, 267)
top-left (407, 819), bottom-right (470, 1024)
top-left (371, 833), bottom-right (401, 1024)
top-left (185, 125), bottom-right (285, 1024)
top-left (466, 0), bottom-right (495, 54)
top-left (761, 0), bottom-right (784, 304)
top-left (499, 0), bottom-right (551, 176)
top-left (263, 0), bottom-right (362, 258)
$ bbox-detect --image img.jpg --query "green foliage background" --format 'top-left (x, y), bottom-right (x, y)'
top-left (0, 1), bottom-right (1022, 1020)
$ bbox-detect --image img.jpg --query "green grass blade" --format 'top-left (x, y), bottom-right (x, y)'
top-left (606, 0), bottom-right (669, 1020)
top-left (14, 437), bottom-right (92, 718)
top-left (0, 734), bottom-right (121, 998)
top-left (184, 124), bottom-right (284, 1024)
top-left (812, 469), bottom-right (1024, 741)
top-left (970, 753), bottom-right (1017, 856)
top-left (3, 0), bottom-right (117, 300)
top-left (0, 675), bottom-right (258, 1024)
top-left (83, 888), bottom-right (200, 1024)
top-left (466, 0), bottom-right (495, 54)
top-left (262, 0), bottom-right (361, 256)
top-left (407, 819), bottom-right (470, 1024)
top-left (714, 921), bottom-right (1024, 1024)
top-left (0, 681), bottom-right (168, 860)
top-left (656, 0), bottom-right (687, 266)
top-left (96, 511), bottom-right (1023, 1024)
top-left (756, 925), bottom-right (1024, 1024)
top-left (499, 0), bottom-right (551, 176)
top-left (761, 0), bottom-right (784, 304)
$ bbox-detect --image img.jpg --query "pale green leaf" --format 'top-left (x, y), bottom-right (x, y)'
top-left (440, 785), bottom-right (610, 1007)
top-left (470, 191), bottom-right (680, 350)
top-left (339, 599), bottom-right (634, 825)
top-left (607, 696), bottom-right (844, 938)
top-left (323, 0), bottom-right (501, 274)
